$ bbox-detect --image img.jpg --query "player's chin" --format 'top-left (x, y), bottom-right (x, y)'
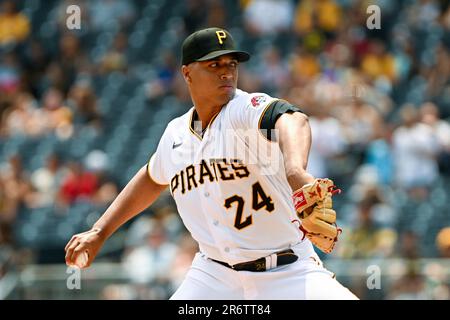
top-left (218, 86), bottom-right (236, 100)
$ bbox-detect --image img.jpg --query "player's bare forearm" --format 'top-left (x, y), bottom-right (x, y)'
top-left (275, 112), bottom-right (315, 191)
top-left (65, 166), bottom-right (167, 267)
top-left (92, 165), bottom-right (167, 240)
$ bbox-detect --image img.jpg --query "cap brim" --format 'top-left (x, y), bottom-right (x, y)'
top-left (196, 50), bottom-right (250, 63)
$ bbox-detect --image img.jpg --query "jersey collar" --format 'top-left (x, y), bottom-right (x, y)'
top-left (188, 108), bottom-right (221, 141)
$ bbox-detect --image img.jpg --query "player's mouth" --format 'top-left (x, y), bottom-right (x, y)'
top-left (219, 85), bottom-right (234, 92)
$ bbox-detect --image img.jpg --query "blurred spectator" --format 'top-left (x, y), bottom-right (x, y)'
top-left (40, 62), bottom-right (70, 97)
top-left (88, 0), bottom-right (136, 32)
top-left (0, 175), bottom-right (5, 216)
top-left (307, 104), bottom-right (347, 179)
top-left (423, 261), bottom-right (450, 300)
top-left (67, 81), bottom-right (102, 131)
top-left (40, 87), bottom-right (73, 139)
top-left (0, 0), bottom-right (30, 47)
top-left (420, 102), bottom-right (450, 174)
top-left (93, 177), bottom-right (119, 207)
top-left (99, 32), bottom-right (129, 75)
top-left (293, 0), bottom-right (343, 36)
top-left (55, 33), bottom-right (92, 94)
top-left (288, 45), bottom-right (321, 86)
top-left (337, 194), bottom-right (397, 259)
top-left (84, 149), bottom-right (109, 173)
top-left (146, 50), bottom-right (178, 100)
top-left (390, 40), bottom-right (413, 83)
top-left (1, 92), bottom-right (47, 137)
top-left (348, 166), bottom-right (384, 202)
top-left (28, 154), bottom-right (67, 208)
top-left (0, 221), bottom-right (15, 280)
top-left (235, 64), bottom-right (263, 94)
top-left (0, 154), bottom-right (31, 223)
top-left (407, 0), bottom-right (441, 28)
top-left (124, 215), bottom-right (155, 248)
top-left (182, 0), bottom-right (208, 35)
top-left (34, 32), bottom-right (90, 96)
top-left (425, 44), bottom-right (450, 100)
top-left (21, 39), bottom-right (51, 99)
top-left (388, 263), bottom-right (428, 300)
top-left (436, 227), bottom-right (450, 258)
top-left (398, 231), bottom-right (421, 260)
top-left (0, 51), bottom-right (21, 96)
top-left (83, 149), bottom-right (119, 206)
top-left (392, 104), bottom-right (440, 196)
top-left (244, 0), bottom-right (293, 35)
top-left (59, 162), bottom-right (98, 206)
top-left (322, 41), bottom-right (353, 77)
top-left (360, 40), bottom-right (397, 83)
top-left (168, 232), bottom-right (199, 292)
top-left (364, 122), bottom-right (394, 186)
top-left (258, 46), bottom-right (290, 93)
top-left (392, 232), bottom-right (450, 299)
top-left (206, 0), bottom-right (227, 28)
top-left (443, 4), bottom-right (450, 30)
top-left (153, 204), bottom-right (185, 240)
top-left (122, 218), bottom-right (177, 299)
top-left (100, 284), bottom-right (135, 300)
top-left (338, 99), bottom-right (383, 151)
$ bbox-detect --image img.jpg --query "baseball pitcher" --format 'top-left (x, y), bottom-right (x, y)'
top-left (65, 28), bottom-right (358, 300)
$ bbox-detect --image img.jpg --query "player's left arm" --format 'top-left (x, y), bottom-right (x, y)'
top-left (274, 111), bottom-right (315, 191)
top-left (254, 98), bottom-right (314, 191)
top-left (272, 103), bottom-right (342, 254)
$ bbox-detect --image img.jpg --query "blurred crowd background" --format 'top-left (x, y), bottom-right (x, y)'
top-left (0, 0), bottom-right (449, 300)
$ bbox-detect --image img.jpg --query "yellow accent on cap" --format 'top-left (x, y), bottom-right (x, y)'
top-left (216, 30), bottom-right (227, 45)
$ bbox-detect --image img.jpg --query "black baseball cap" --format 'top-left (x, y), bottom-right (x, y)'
top-left (182, 27), bottom-right (250, 65)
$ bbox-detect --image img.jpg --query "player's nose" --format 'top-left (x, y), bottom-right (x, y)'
top-left (220, 72), bottom-right (233, 81)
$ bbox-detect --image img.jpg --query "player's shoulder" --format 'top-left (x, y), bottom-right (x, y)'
top-left (229, 89), bottom-right (277, 110)
top-left (164, 107), bottom-right (194, 131)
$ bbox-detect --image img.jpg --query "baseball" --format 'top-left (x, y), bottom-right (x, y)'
top-left (73, 250), bottom-right (89, 268)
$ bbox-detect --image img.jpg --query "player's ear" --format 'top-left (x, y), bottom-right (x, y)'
top-left (181, 65), bottom-right (192, 84)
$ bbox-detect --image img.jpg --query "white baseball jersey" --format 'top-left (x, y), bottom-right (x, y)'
top-left (148, 89), bottom-right (303, 265)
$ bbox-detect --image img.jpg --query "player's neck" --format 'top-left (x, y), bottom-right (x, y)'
top-left (193, 105), bottom-right (222, 131)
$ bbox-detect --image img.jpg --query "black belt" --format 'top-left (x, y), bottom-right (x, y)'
top-left (210, 249), bottom-right (298, 272)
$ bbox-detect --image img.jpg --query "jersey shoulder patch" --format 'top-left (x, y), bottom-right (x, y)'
top-left (245, 92), bottom-right (274, 109)
top-left (250, 95), bottom-right (267, 107)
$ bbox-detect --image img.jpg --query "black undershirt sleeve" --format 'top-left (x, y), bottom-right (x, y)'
top-left (259, 100), bottom-right (305, 141)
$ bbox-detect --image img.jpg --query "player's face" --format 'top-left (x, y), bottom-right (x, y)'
top-left (185, 54), bottom-right (239, 106)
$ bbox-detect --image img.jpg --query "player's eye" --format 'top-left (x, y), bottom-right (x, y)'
top-left (209, 62), bottom-right (218, 68)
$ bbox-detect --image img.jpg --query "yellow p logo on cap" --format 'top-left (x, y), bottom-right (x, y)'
top-left (216, 30), bottom-right (227, 45)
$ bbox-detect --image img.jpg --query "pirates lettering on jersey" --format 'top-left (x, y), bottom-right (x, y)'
top-left (199, 159), bottom-right (215, 184)
top-left (170, 158), bottom-right (250, 196)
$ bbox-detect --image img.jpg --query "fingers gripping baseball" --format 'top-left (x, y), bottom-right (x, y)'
top-left (65, 228), bottom-right (104, 268)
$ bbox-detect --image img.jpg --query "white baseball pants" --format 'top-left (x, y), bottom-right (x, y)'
top-left (170, 240), bottom-right (358, 300)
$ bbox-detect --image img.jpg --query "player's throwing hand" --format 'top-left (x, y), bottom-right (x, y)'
top-left (64, 228), bottom-right (106, 268)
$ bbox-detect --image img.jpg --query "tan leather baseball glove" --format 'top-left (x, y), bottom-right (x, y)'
top-left (291, 178), bottom-right (342, 254)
